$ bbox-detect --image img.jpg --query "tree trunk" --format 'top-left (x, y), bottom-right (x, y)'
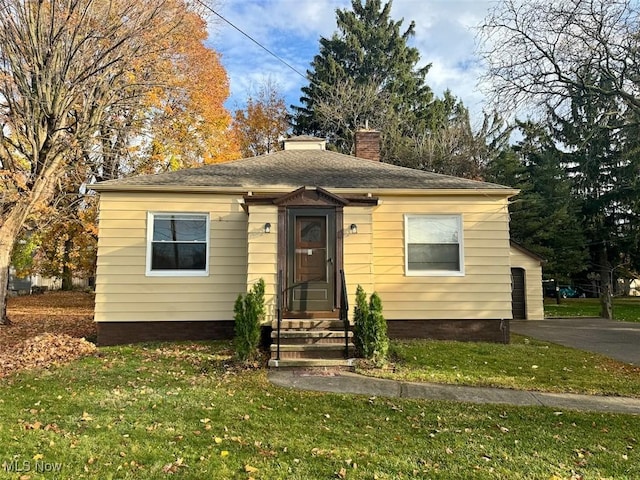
top-left (601, 283), bottom-right (613, 319)
top-left (0, 264), bottom-right (10, 325)
top-left (61, 239), bottom-right (73, 291)
top-left (1, 174), bottom-right (60, 323)
top-left (0, 213), bottom-right (23, 324)
top-left (597, 245), bottom-right (613, 319)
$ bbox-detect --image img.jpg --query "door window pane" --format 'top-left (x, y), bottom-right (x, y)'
top-left (295, 216), bottom-right (326, 282)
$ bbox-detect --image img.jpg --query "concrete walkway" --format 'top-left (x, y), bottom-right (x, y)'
top-left (269, 316), bottom-right (640, 414)
top-left (268, 369), bottom-right (640, 415)
top-left (511, 317), bottom-right (640, 365)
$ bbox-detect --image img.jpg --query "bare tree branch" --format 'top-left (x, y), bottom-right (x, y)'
top-left (478, 0), bottom-right (640, 119)
top-left (0, 0), bottom-right (197, 322)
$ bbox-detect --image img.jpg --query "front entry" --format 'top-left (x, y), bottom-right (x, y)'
top-left (287, 208), bottom-right (336, 312)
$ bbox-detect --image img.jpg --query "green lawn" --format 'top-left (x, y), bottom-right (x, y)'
top-left (356, 336), bottom-right (640, 397)
top-left (1, 342), bottom-right (639, 479)
top-left (545, 296), bottom-right (640, 322)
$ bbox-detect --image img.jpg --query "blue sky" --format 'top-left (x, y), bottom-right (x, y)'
top-left (206, 0), bottom-right (494, 126)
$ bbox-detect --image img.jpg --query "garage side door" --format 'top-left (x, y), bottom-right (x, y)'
top-left (511, 267), bottom-right (526, 320)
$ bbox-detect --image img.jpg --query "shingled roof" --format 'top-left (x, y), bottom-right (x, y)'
top-left (93, 149), bottom-right (513, 192)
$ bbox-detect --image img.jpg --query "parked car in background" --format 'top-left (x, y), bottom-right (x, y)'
top-left (542, 280), bottom-right (587, 298)
top-left (558, 285), bottom-right (579, 298)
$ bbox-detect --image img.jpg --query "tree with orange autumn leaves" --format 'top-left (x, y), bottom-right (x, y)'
top-left (1, 0), bottom-right (238, 320)
top-left (126, 7), bottom-right (240, 176)
top-left (92, 2), bottom-right (240, 181)
top-left (232, 79), bottom-right (290, 158)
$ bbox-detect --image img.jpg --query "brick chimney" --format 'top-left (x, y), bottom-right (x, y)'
top-left (354, 129), bottom-right (381, 161)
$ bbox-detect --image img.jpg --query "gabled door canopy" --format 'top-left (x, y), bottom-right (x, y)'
top-left (243, 186), bottom-right (378, 207)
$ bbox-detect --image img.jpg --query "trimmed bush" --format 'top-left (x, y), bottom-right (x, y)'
top-left (353, 285), bottom-right (370, 358)
top-left (233, 278), bottom-right (265, 361)
top-left (368, 292), bottom-right (388, 362)
top-left (353, 285), bottom-right (388, 364)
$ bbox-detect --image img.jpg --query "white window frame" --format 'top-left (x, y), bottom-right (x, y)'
top-left (146, 212), bottom-right (210, 277)
top-left (404, 214), bottom-right (464, 277)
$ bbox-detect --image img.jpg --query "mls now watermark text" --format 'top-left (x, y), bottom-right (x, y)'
top-left (3, 459), bottom-right (63, 473)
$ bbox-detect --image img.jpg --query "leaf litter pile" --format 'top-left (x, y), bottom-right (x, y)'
top-left (0, 291), bottom-right (97, 377)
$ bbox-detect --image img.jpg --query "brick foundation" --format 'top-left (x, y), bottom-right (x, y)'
top-left (97, 318), bottom-right (510, 346)
top-left (97, 321), bottom-right (235, 346)
top-left (387, 319), bottom-right (510, 343)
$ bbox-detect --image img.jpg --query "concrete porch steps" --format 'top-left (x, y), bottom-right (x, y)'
top-left (267, 358), bottom-right (355, 368)
top-left (270, 343), bottom-right (353, 359)
top-left (276, 330), bottom-right (354, 345)
top-left (269, 317), bottom-right (355, 368)
top-left (275, 320), bottom-right (345, 330)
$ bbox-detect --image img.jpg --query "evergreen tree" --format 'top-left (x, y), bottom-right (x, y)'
top-left (552, 75), bottom-right (640, 316)
top-left (352, 285), bottom-right (370, 358)
top-left (292, 0), bottom-right (434, 159)
top-left (480, 0), bottom-right (640, 314)
top-left (352, 285), bottom-right (388, 364)
top-left (233, 279), bottom-right (265, 362)
top-left (368, 292), bottom-right (389, 364)
top-left (293, 0), bottom-right (506, 178)
top-left (485, 123), bottom-right (588, 282)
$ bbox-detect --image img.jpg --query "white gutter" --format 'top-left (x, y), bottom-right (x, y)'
top-left (91, 184), bottom-right (519, 197)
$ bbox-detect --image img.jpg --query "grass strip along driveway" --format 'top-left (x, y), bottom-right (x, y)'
top-left (1, 341), bottom-right (639, 479)
top-left (356, 335), bottom-right (640, 398)
top-left (545, 297), bottom-right (640, 322)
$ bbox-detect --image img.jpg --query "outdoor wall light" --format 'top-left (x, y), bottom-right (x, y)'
top-left (350, 223), bottom-right (358, 234)
top-left (264, 222), bottom-right (271, 233)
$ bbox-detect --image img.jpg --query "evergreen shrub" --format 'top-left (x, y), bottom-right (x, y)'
top-left (353, 285), bottom-right (388, 364)
top-left (233, 278), bottom-right (265, 361)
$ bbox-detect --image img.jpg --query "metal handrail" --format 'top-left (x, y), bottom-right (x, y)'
top-left (276, 269), bottom-right (283, 361)
top-left (339, 269), bottom-right (349, 358)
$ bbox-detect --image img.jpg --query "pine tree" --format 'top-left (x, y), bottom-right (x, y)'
top-left (485, 123), bottom-right (588, 282)
top-left (292, 0), bottom-right (434, 158)
top-left (552, 74), bottom-right (640, 317)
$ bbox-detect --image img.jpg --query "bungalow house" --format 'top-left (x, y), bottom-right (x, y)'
top-left (92, 132), bottom-right (543, 366)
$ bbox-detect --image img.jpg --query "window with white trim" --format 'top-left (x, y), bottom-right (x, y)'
top-left (405, 215), bottom-right (464, 275)
top-left (147, 213), bottom-right (209, 276)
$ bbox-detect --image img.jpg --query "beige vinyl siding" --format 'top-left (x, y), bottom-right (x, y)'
top-left (510, 246), bottom-right (544, 320)
top-left (372, 195), bottom-right (513, 320)
top-left (246, 205), bottom-right (278, 323)
top-left (343, 207), bottom-right (374, 302)
top-left (95, 192), bottom-right (248, 322)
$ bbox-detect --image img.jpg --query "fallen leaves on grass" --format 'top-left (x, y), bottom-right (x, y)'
top-left (1, 291), bottom-right (96, 351)
top-left (162, 457), bottom-right (187, 473)
top-left (0, 333), bottom-right (97, 378)
top-left (0, 291), bottom-right (96, 377)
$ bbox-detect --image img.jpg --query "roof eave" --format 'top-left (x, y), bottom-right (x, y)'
top-left (343, 187), bottom-right (519, 197)
top-left (91, 184), bottom-right (519, 197)
top-left (91, 184), bottom-right (251, 194)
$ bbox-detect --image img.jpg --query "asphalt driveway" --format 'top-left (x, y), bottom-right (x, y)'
top-left (511, 317), bottom-right (640, 366)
